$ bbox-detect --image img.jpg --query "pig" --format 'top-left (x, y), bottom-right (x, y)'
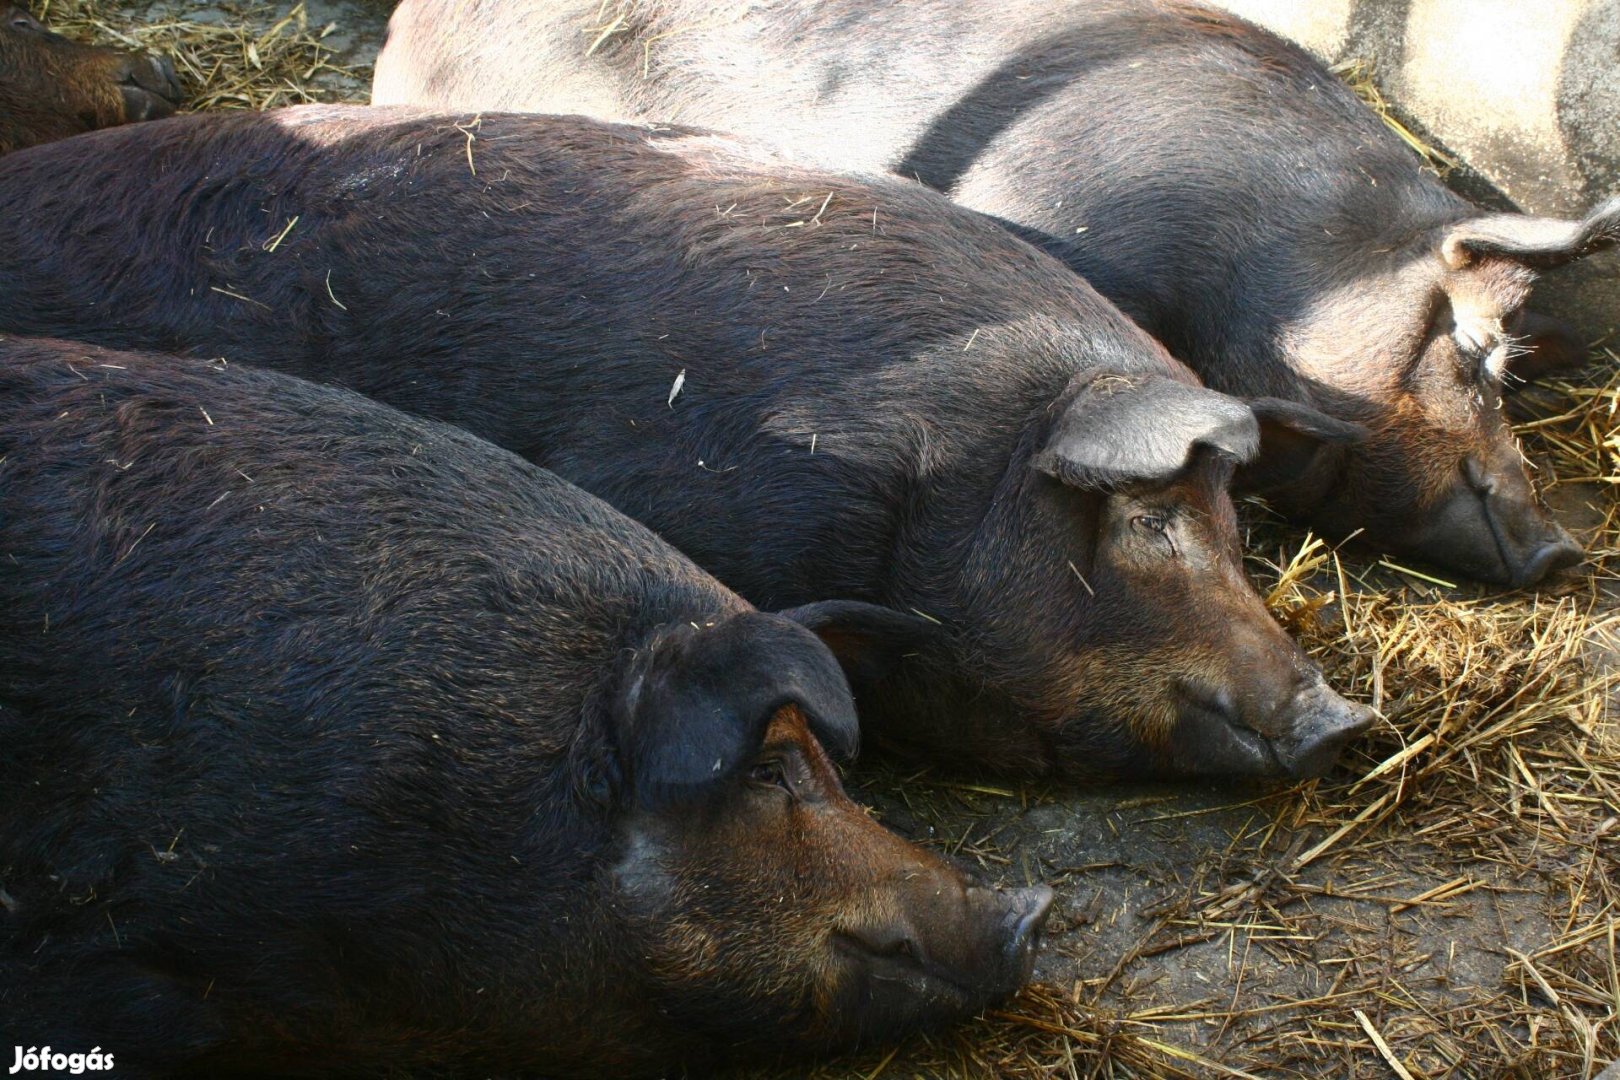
top-left (0, 5), bottom-right (181, 155)
top-left (0, 336), bottom-right (1052, 1078)
top-left (0, 107), bottom-right (1374, 780)
top-left (369, 0), bottom-right (1620, 587)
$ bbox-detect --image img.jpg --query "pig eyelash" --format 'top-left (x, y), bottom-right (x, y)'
top-left (1131, 514), bottom-right (1177, 556)
top-left (1451, 324), bottom-right (1489, 357)
top-left (1450, 323), bottom-right (1525, 386)
top-left (747, 758), bottom-right (793, 794)
top-left (1449, 306), bottom-right (1511, 357)
top-left (1484, 332), bottom-right (1532, 385)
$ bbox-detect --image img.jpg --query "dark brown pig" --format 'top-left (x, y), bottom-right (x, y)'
top-left (0, 337), bottom-right (1051, 1078)
top-left (0, 6), bottom-right (180, 155)
top-left (0, 107), bottom-right (1374, 780)
top-left (370, 0), bottom-right (1619, 586)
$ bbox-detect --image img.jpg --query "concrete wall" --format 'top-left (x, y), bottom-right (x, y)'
top-left (1213, 0), bottom-right (1619, 339)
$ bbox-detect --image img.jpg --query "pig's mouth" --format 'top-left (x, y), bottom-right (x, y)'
top-left (1464, 463), bottom-right (1581, 588)
top-left (1387, 457), bottom-right (1582, 588)
top-left (830, 885), bottom-right (1051, 1010)
top-left (1174, 688), bottom-right (1285, 777)
top-left (1173, 681), bottom-right (1373, 779)
top-left (117, 54), bottom-right (184, 121)
top-left (831, 931), bottom-right (986, 1002)
top-left (824, 932), bottom-right (1000, 1047)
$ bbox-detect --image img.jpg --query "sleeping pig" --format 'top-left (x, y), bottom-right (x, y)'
top-left (0, 107), bottom-right (1373, 780)
top-left (0, 337), bottom-right (1051, 1078)
top-left (370, 0), bottom-right (1618, 586)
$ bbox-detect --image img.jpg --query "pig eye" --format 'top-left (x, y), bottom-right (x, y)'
top-left (1450, 317), bottom-right (1515, 385)
top-left (1131, 514), bottom-right (1176, 556)
top-left (1451, 330), bottom-right (1489, 369)
top-left (1447, 334), bottom-right (1507, 389)
top-left (747, 759), bottom-right (791, 794)
top-left (1451, 325), bottom-right (1488, 358)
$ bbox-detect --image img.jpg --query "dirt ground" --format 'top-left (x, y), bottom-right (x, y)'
top-left (31, 0), bottom-right (1620, 1076)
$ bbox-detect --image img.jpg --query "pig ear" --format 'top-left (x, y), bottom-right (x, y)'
top-left (1031, 375), bottom-right (1259, 489)
top-left (615, 612), bottom-right (860, 808)
top-left (1440, 196), bottom-right (1620, 270)
top-left (777, 599), bottom-right (948, 690)
top-left (1243, 397), bottom-right (1368, 495)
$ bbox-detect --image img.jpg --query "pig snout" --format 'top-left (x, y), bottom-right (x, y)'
top-left (115, 52), bottom-right (183, 121)
top-left (1267, 678), bottom-right (1378, 779)
top-left (1517, 530), bottom-right (1584, 588)
top-left (836, 880), bottom-right (1053, 1029)
top-left (1412, 456), bottom-right (1581, 588)
top-left (1174, 669), bottom-right (1373, 780)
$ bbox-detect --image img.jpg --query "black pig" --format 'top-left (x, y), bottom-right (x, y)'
top-left (0, 6), bottom-right (180, 155)
top-left (0, 107), bottom-right (1372, 779)
top-left (0, 337), bottom-right (1051, 1078)
top-left (370, 0), bottom-right (1620, 586)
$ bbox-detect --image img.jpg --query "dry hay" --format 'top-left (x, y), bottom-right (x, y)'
top-left (1332, 57), bottom-right (1461, 176)
top-left (729, 366), bottom-right (1618, 1080)
top-left (20, 3), bottom-right (1620, 1075)
top-left (29, 0), bottom-right (371, 111)
top-left (741, 361), bottom-right (1619, 1080)
top-left (759, 55), bottom-right (1620, 1080)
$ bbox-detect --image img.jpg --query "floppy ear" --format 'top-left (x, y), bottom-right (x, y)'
top-left (1440, 196), bottom-right (1620, 270)
top-left (1242, 396), bottom-right (1368, 497)
top-left (1031, 375), bottom-right (1258, 489)
top-left (777, 599), bottom-right (948, 690)
top-left (614, 612), bottom-right (859, 808)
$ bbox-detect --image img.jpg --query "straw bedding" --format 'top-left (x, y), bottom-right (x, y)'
top-left (25, 8), bottom-right (1620, 1074)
